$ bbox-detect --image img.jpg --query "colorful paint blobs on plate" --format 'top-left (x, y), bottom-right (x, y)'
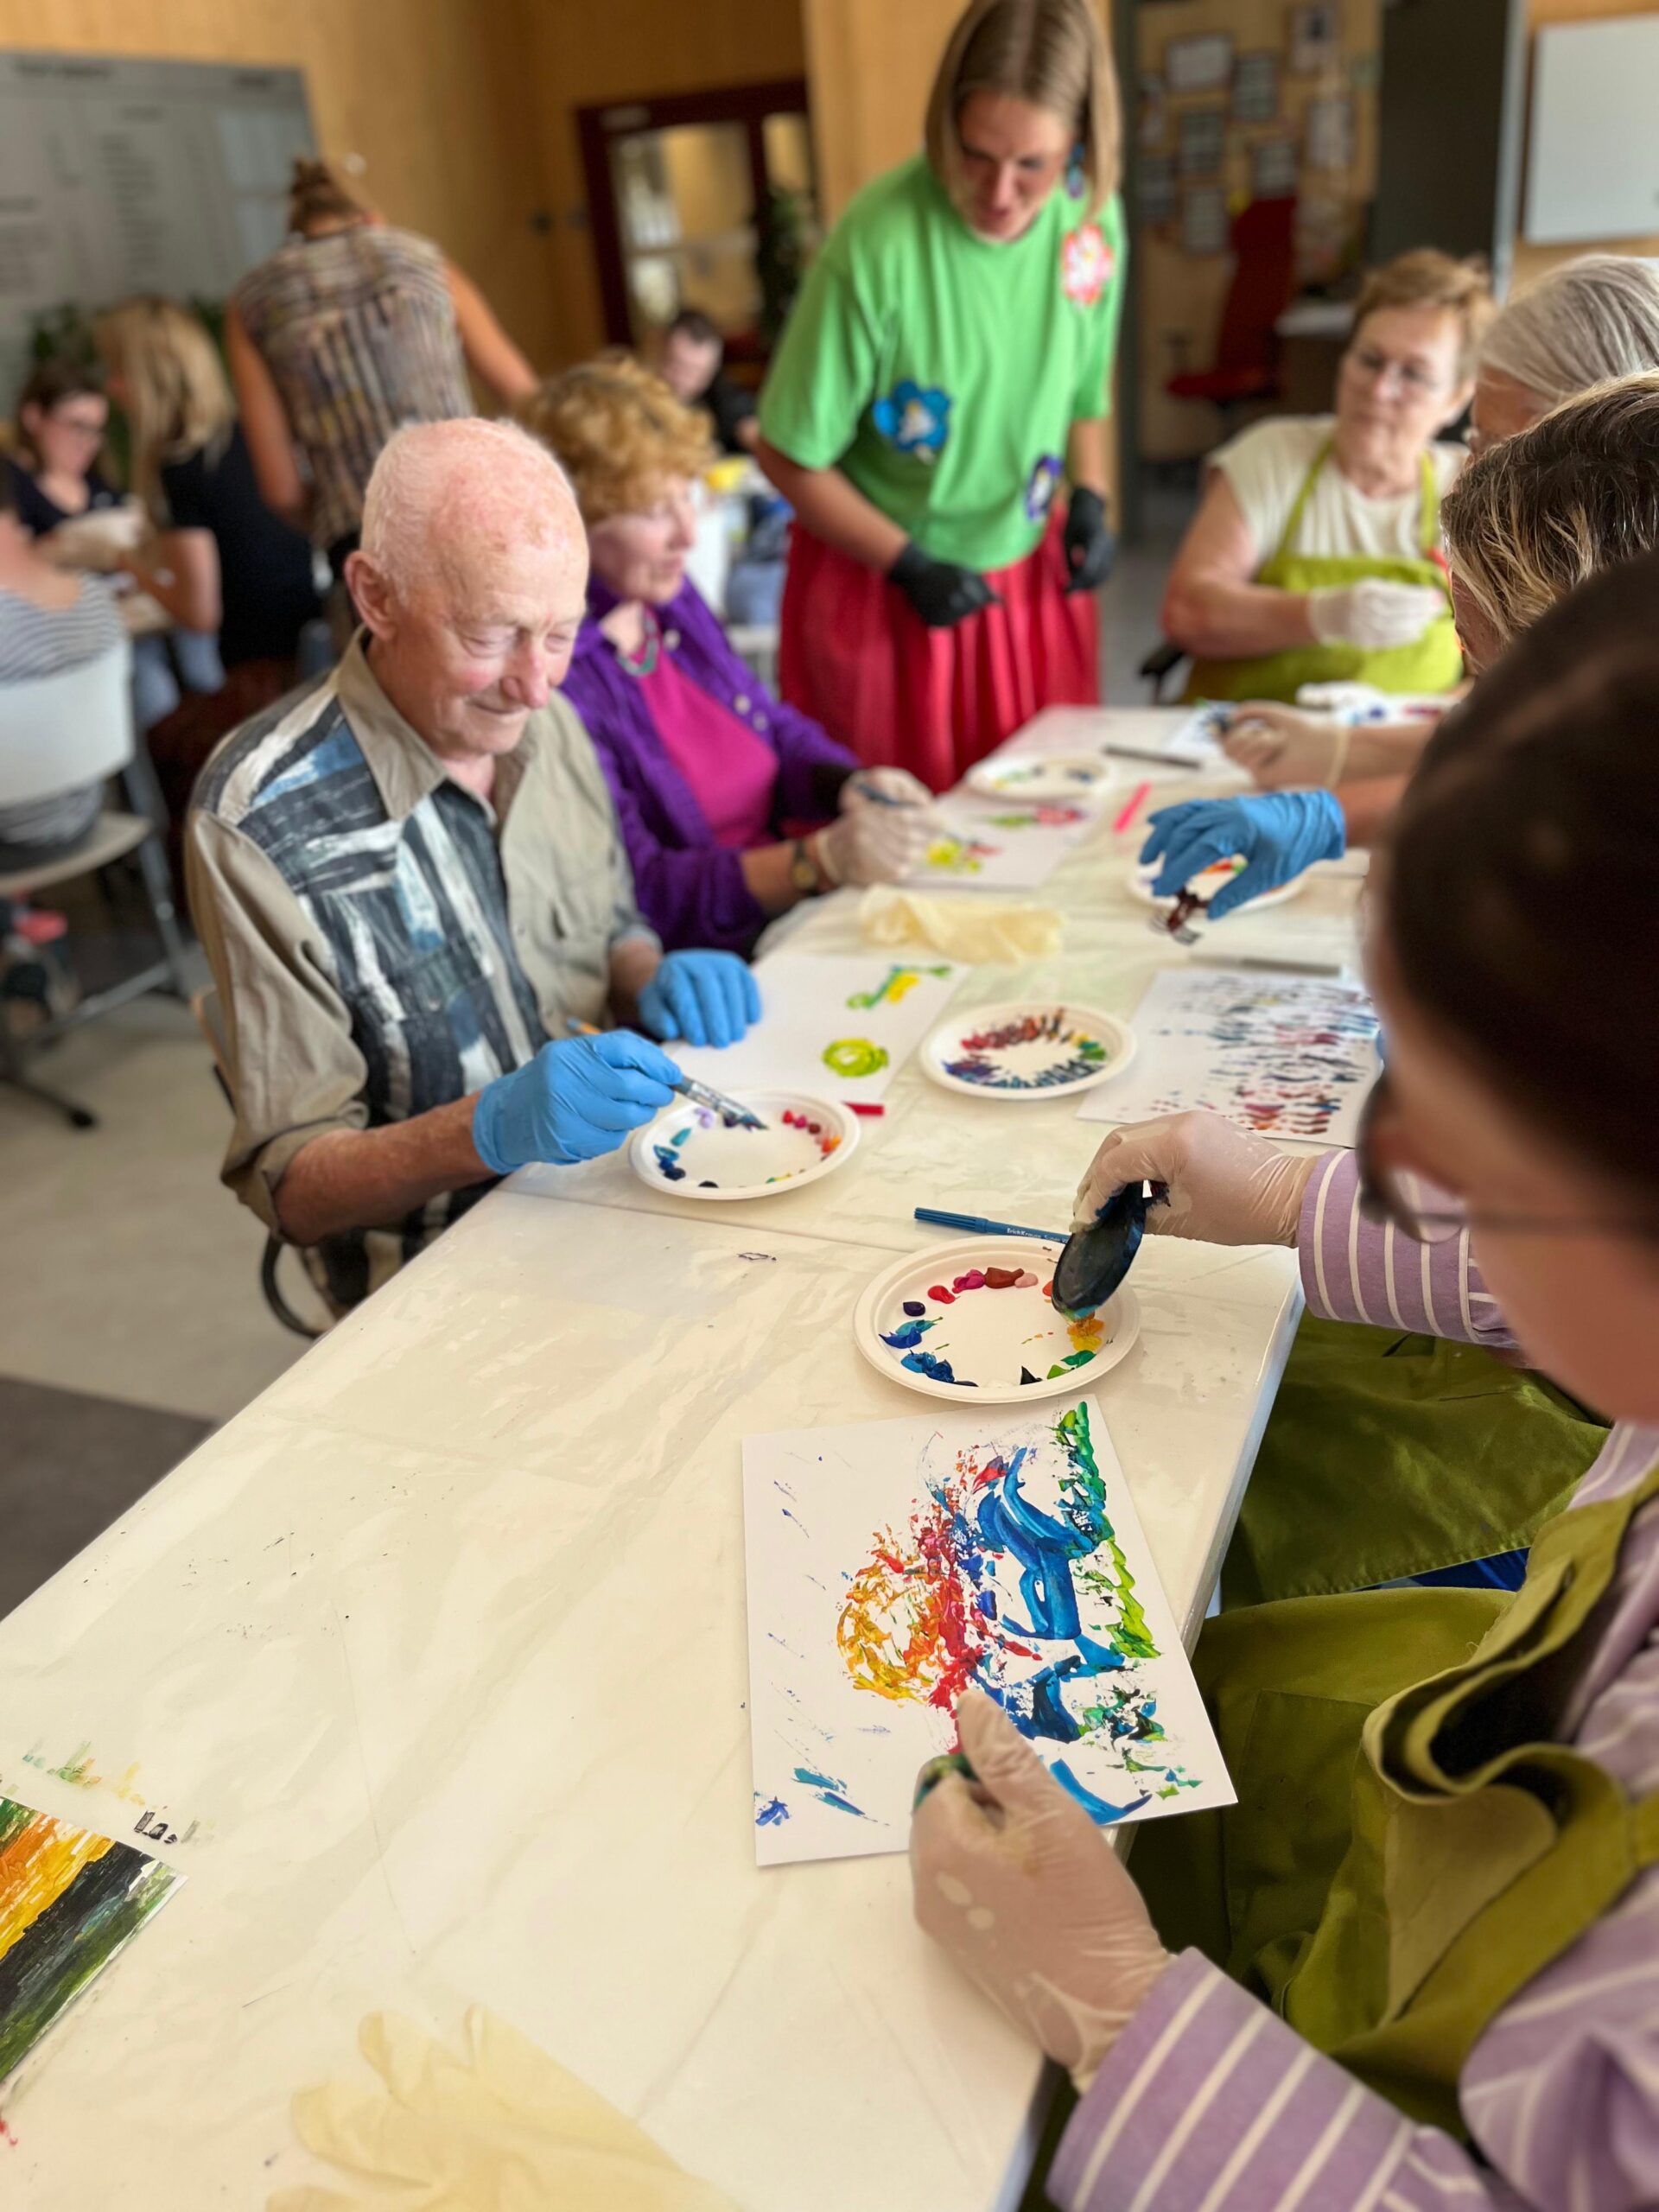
top-left (741, 1401), bottom-right (1235, 1863)
top-left (629, 1090), bottom-right (856, 1201)
top-left (0, 1795), bottom-right (182, 2082)
top-left (923, 1000), bottom-right (1135, 1101)
top-left (967, 753), bottom-right (1115, 805)
top-left (1077, 966), bottom-right (1381, 1147)
top-left (822, 1038), bottom-right (888, 1080)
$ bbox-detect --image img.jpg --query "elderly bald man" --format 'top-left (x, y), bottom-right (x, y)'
top-left (188, 416), bottom-right (758, 1310)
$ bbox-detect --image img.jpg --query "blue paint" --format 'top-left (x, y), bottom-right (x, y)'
top-left (1049, 1758), bottom-right (1145, 1824)
top-left (902, 1299), bottom-right (926, 1318)
top-left (754, 1796), bottom-right (791, 1827)
top-left (901, 1349), bottom-right (973, 1387)
top-left (791, 1762), bottom-right (868, 1819)
top-left (881, 1317), bottom-right (935, 1351)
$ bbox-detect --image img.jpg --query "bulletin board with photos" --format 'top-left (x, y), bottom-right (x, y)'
top-left (1135, 0), bottom-right (1383, 462)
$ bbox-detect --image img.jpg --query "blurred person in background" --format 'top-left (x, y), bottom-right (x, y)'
top-left (659, 308), bottom-right (759, 457)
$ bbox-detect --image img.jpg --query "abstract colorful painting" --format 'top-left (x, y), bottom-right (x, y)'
top-left (668, 954), bottom-right (964, 1109)
top-left (741, 1399), bottom-right (1232, 1865)
top-left (901, 804), bottom-right (1097, 893)
top-left (1077, 966), bottom-right (1379, 1146)
top-left (0, 1796), bottom-right (181, 2083)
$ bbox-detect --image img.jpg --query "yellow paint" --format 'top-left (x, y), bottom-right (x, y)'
top-left (0, 1815), bottom-right (112, 1963)
top-left (1067, 1313), bottom-right (1106, 1355)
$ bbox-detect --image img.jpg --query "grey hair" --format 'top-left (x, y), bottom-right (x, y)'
top-left (1481, 255), bottom-right (1659, 410)
top-left (359, 416), bottom-right (577, 595)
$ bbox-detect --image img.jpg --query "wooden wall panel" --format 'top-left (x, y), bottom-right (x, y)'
top-left (800, 0), bottom-right (962, 225)
top-left (0, 0), bottom-right (562, 366)
top-left (1511, 0), bottom-right (1659, 294)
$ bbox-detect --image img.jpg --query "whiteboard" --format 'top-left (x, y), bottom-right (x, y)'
top-left (0, 49), bottom-right (313, 406)
top-left (1524, 17), bottom-right (1659, 246)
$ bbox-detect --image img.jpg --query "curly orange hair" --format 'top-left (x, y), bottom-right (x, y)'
top-left (521, 352), bottom-right (715, 524)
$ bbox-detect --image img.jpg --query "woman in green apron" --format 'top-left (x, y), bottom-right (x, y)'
top-left (912, 556), bottom-right (1659, 2209)
top-left (1160, 250), bottom-right (1493, 705)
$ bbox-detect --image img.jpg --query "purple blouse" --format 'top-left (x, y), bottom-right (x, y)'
top-left (560, 577), bottom-right (856, 952)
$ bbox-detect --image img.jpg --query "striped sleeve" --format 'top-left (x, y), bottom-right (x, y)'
top-left (1296, 1148), bottom-right (1516, 1354)
top-left (1051, 1951), bottom-right (1531, 2212)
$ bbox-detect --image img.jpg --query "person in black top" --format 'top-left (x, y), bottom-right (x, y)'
top-left (659, 308), bottom-right (760, 457)
top-left (4, 359), bottom-right (123, 537)
top-left (95, 298), bottom-right (322, 875)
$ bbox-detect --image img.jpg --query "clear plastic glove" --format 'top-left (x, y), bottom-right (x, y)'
top-left (1307, 578), bottom-right (1446, 650)
top-left (841, 766), bottom-right (936, 811)
top-left (269, 2005), bottom-right (738, 2212)
top-left (816, 803), bottom-right (933, 887)
top-left (890, 542), bottom-right (1001, 629)
top-left (1073, 1110), bottom-right (1318, 1244)
top-left (1223, 702), bottom-right (1348, 790)
top-left (635, 950), bottom-right (760, 1048)
top-left (910, 1691), bottom-right (1171, 2094)
top-left (1140, 790), bottom-right (1344, 918)
top-left (472, 1030), bottom-right (680, 1174)
top-left (1063, 487), bottom-right (1117, 594)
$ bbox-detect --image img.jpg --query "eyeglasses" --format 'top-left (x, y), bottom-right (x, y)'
top-left (48, 412), bottom-right (105, 439)
top-left (1357, 1072), bottom-right (1659, 1245)
top-left (1347, 345), bottom-right (1445, 398)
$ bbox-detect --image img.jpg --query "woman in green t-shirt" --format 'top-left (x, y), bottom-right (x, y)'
top-left (758, 0), bottom-right (1127, 791)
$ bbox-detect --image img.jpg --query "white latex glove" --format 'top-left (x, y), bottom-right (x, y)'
top-left (841, 766), bottom-right (936, 812)
top-left (815, 803), bottom-right (932, 887)
top-left (1073, 1111), bottom-right (1318, 1244)
top-left (269, 2006), bottom-right (737, 2212)
top-left (1306, 578), bottom-right (1445, 651)
top-left (1223, 702), bottom-right (1349, 791)
top-left (910, 1691), bottom-right (1172, 2094)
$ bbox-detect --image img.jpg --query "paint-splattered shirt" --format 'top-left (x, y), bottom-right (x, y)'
top-left (1053, 1147), bottom-right (1659, 2212)
top-left (188, 639), bottom-right (656, 1309)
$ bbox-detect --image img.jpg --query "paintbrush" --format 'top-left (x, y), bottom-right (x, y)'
top-left (914, 1207), bottom-right (1070, 1243)
top-left (569, 1020), bottom-right (767, 1131)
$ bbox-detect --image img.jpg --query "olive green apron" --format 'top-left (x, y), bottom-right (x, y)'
top-left (1186, 438), bottom-right (1464, 704)
top-left (1135, 1461), bottom-right (1659, 2136)
top-left (1221, 1316), bottom-right (1609, 1607)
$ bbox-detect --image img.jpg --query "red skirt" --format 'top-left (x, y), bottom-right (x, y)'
top-left (778, 512), bottom-right (1099, 793)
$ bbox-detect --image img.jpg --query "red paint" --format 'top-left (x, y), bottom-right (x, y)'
top-left (1112, 779), bottom-right (1153, 835)
top-left (984, 1266), bottom-right (1021, 1289)
top-left (0, 2117), bottom-right (17, 2150)
top-left (846, 1101), bottom-right (885, 1116)
top-left (927, 1284), bottom-right (956, 1304)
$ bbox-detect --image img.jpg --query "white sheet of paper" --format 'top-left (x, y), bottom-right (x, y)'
top-left (741, 1396), bottom-right (1234, 1867)
top-left (1076, 965), bottom-right (1381, 1147)
top-left (999, 704), bottom-right (1224, 767)
top-left (666, 953), bottom-right (965, 1107)
top-left (900, 802), bottom-right (1099, 893)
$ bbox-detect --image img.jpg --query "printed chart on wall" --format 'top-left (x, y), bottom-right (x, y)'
top-left (1077, 966), bottom-right (1380, 1147)
top-left (0, 1796), bottom-right (182, 2083)
top-left (741, 1398), bottom-right (1233, 1866)
top-left (667, 954), bottom-right (964, 1109)
top-left (900, 803), bottom-right (1098, 893)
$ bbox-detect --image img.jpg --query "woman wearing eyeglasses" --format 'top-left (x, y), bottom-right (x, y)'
top-left (913, 556), bottom-right (1659, 2210)
top-left (1160, 251), bottom-right (1492, 704)
top-left (3, 359), bottom-right (123, 538)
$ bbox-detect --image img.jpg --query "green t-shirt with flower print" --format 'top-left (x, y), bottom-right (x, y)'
top-left (759, 155), bottom-right (1127, 574)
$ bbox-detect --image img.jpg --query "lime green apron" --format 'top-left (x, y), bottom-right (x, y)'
top-left (1221, 1315), bottom-right (1609, 1607)
top-left (1135, 1461), bottom-right (1659, 2135)
top-left (1186, 438), bottom-right (1464, 704)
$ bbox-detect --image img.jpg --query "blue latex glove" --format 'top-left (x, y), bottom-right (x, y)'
top-left (1140, 791), bottom-right (1345, 920)
top-left (635, 950), bottom-right (761, 1048)
top-left (472, 1030), bottom-right (680, 1174)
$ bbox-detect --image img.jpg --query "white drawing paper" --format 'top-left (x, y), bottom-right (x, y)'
top-left (742, 1396), bottom-right (1234, 1867)
top-left (667, 953), bottom-right (964, 1107)
top-left (901, 801), bottom-right (1100, 893)
top-left (1077, 965), bottom-right (1381, 1147)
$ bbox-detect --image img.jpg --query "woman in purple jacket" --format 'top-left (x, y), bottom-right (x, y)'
top-left (526, 357), bottom-right (934, 954)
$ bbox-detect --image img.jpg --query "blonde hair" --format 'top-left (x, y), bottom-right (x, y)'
top-left (1352, 250), bottom-right (1497, 385)
top-left (287, 156), bottom-right (377, 236)
top-left (94, 298), bottom-right (234, 517)
top-left (520, 353), bottom-right (715, 524)
top-left (1440, 371), bottom-right (1659, 656)
top-left (925, 0), bottom-right (1121, 219)
top-left (1479, 254), bottom-right (1659, 412)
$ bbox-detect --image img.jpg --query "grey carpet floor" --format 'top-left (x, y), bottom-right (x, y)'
top-left (0, 1375), bottom-right (211, 1618)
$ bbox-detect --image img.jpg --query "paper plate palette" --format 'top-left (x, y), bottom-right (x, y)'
top-left (853, 1237), bottom-right (1141, 1404)
top-left (629, 1090), bottom-right (858, 1202)
top-left (966, 752), bottom-right (1116, 805)
top-left (1128, 857), bottom-right (1305, 915)
top-left (919, 1000), bottom-right (1135, 1101)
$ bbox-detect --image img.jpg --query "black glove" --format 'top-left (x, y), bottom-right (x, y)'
top-left (890, 542), bottom-right (1001, 629)
top-left (1064, 487), bottom-right (1117, 594)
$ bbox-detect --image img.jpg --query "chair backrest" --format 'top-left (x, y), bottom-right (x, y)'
top-left (1213, 197), bottom-right (1299, 377)
top-left (0, 639), bottom-right (135, 809)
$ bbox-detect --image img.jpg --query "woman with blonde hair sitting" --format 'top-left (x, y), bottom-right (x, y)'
top-left (527, 356), bottom-right (933, 956)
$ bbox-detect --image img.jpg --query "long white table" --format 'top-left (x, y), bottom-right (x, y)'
top-left (0, 715), bottom-right (1361, 2208)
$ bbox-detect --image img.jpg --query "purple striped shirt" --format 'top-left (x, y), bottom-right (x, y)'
top-left (1053, 1148), bottom-right (1659, 2212)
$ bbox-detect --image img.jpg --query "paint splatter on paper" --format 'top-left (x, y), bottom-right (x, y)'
top-left (921, 833), bottom-right (1000, 877)
top-left (901, 802), bottom-right (1098, 893)
top-left (742, 1401), bottom-right (1233, 1864)
top-left (822, 1038), bottom-right (888, 1080)
top-left (1077, 967), bottom-right (1379, 1147)
top-left (0, 1796), bottom-right (181, 2082)
top-left (845, 964), bottom-right (954, 1011)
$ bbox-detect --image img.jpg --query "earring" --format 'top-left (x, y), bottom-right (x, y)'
top-left (1065, 142), bottom-right (1087, 200)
